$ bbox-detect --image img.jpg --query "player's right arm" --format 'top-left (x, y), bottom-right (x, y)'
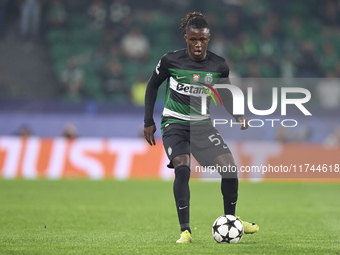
top-left (144, 54), bottom-right (170, 146)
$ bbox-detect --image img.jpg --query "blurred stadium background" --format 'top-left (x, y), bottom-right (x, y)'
top-left (0, 0), bottom-right (339, 180)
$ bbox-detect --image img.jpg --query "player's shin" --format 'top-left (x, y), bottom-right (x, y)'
top-left (173, 165), bottom-right (191, 233)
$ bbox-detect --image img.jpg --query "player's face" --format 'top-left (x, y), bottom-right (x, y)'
top-left (185, 28), bottom-right (210, 61)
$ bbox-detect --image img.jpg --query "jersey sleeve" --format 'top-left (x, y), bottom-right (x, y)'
top-left (144, 54), bottom-right (170, 127)
top-left (155, 53), bottom-right (171, 80)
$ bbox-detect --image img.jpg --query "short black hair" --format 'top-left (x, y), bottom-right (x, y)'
top-left (180, 12), bottom-right (209, 34)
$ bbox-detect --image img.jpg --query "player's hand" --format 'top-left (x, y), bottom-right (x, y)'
top-left (237, 116), bottom-right (249, 130)
top-left (144, 125), bottom-right (157, 146)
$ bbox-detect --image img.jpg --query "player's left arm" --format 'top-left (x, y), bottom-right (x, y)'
top-left (217, 62), bottom-right (249, 130)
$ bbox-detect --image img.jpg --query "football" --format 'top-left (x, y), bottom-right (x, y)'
top-left (212, 215), bottom-right (244, 243)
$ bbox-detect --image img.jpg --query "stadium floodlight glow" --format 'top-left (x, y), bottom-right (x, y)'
top-left (200, 84), bottom-right (312, 116)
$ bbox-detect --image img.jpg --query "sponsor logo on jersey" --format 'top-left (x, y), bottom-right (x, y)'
top-left (176, 83), bottom-right (205, 94)
top-left (175, 82), bottom-right (223, 106)
top-left (193, 74), bottom-right (200, 82)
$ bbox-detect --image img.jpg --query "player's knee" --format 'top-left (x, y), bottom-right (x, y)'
top-left (218, 165), bottom-right (238, 179)
top-left (172, 154), bottom-right (190, 168)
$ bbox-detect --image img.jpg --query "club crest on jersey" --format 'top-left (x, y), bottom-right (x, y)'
top-left (204, 73), bottom-right (213, 85)
top-left (193, 74), bottom-right (200, 82)
top-left (168, 146), bottom-right (172, 156)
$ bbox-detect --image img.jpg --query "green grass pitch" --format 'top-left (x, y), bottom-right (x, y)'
top-left (0, 180), bottom-right (339, 254)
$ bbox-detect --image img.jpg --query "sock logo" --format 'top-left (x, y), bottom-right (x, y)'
top-left (179, 206), bottom-right (188, 210)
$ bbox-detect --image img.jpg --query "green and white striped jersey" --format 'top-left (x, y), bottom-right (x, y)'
top-left (154, 49), bottom-right (230, 131)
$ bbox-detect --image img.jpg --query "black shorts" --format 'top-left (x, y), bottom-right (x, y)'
top-left (162, 124), bottom-right (232, 168)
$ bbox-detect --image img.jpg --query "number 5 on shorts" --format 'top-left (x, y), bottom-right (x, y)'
top-left (208, 133), bottom-right (228, 149)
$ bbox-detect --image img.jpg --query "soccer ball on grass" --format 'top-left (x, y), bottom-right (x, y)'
top-left (212, 214), bottom-right (244, 243)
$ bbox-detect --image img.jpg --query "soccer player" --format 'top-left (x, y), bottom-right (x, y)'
top-left (144, 12), bottom-right (259, 243)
